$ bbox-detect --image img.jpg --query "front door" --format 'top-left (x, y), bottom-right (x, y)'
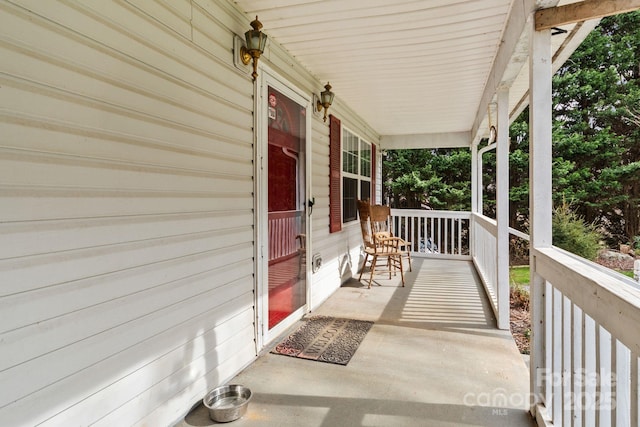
top-left (258, 74), bottom-right (309, 343)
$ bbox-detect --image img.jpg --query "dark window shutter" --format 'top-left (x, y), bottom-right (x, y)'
top-left (329, 115), bottom-right (342, 233)
top-left (371, 144), bottom-right (376, 204)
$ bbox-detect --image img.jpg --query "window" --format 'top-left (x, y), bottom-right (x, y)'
top-left (329, 116), bottom-right (376, 233)
top-left (341, 128), bottom-right (372, 223)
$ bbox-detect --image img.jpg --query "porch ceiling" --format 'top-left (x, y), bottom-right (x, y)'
top-left (231, 0), bottom-right (596, 147)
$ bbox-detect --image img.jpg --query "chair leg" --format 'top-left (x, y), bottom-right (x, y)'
top-left (406, 252), bottom-right (412, 272)
top-left (390, 254), bottom-right (404, 286)
top-left (358, 252), bottom-right (369, 281)
top-left (367, 255), bottom-right (377, 289)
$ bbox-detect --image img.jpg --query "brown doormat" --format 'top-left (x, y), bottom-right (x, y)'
top-left (271, 315), bottom-right (374, 366)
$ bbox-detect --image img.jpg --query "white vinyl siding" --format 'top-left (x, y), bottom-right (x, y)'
top-left (0, 1), bottom-right (255, 426)
top-left (0, 0), bottom-right (382, 425)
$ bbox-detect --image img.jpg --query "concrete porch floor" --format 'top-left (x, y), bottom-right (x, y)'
top-left (177, 258), bottom-right (535, 426)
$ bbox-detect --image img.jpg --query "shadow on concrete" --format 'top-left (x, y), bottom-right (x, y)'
top-left (183, 392), bottom-right (534, 426)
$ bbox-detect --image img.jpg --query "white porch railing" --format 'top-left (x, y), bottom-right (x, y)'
top-left (390, 209), bottom-right (471, 260)
top-left (268, 210), bottom-right (302, 262)
top-left (532, 246), bottom-right (640, 426)
top-left (471, 214), bottom-right (498, 307)
top-left (470, 213), bottom-right (529, 329)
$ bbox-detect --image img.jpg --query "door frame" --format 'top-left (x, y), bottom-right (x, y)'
top-left (255, 66), bottom-right (312, 349)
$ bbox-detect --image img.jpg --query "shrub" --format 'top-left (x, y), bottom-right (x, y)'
top-left (552, 201), bottom-right (602, 261)
top-left (510, 285), bottom-right (529, 311)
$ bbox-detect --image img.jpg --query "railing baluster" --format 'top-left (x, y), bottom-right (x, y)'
top-left (545, 281), bottom-right (554, 419)
top-left (631, 352), bottom-right (638, 427)
top-left (563, 295), bottom-right (572, 427)
top-left (430, 216), bottom-right (434, 253)
top-left (600, 327), bottom-right (612, 427)
top-left (437, 217), bottom-right (442, 255)
top-left (596, 326), bottom-right (603, 427)
top-left (614, 340), bottom-right (631, 427)
top-left (574, 305), bottom-right (584, 427)
top-left (553, 288), bottom-right (563, 425)
top-left (457, 218), bottom-right (462, 255)
top-left (612, 340), bottom-right (618, 427)
top-left (418, 216), bottom-right (423, 253)
top-left (450, 218), bottom-right (454, 255)
top-left (585, 315), bottom-right (596, 427)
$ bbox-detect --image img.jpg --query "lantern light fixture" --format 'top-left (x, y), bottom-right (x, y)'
top-left (316, 82), bottom-right (335, 122)
top-left (240, 16), bottom-right (268, 81)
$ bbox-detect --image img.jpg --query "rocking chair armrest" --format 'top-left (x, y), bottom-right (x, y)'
top-left (374, 236), bottom-right (397, 243)
top-left (398, 239), bottom-right (411, 249)
top-left (374, 236), bottom-right (405, 250)
top-left (388, 233), bottom-right (410, 247)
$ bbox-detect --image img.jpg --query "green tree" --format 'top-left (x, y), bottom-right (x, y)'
top-left (506, 11), bottom-right (640, 245)
top-left (383, 148), bottom-right (471, 210)
top-left (552, 201), bottom-right (602, 261)
top-left (508, 116), bottom-right (530, 230)
top-left (552, 11), bottom-right (640, 244)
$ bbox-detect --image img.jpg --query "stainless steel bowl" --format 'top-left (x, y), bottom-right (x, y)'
top-left (203, 384), bottom-right (252, 423)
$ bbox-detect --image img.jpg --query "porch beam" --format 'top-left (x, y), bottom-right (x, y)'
top-left (380, 131), bottom-right (470, 150)
top-left (535, 0), bottom-right (640, 31)
top-left (471, 0), bottom-right (559, 142)
top-left (471, 0), bottom-right (537, 143)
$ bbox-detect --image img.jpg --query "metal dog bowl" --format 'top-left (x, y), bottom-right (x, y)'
top-left (203, 384), bottom-right (252, 423)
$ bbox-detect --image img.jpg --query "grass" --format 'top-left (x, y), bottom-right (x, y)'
top-left (619, 269), bottom-right (635, 279)
top-left (509, 265), bottom-right (636, 286)
top-left (509, 265), bottom-right (530, 287)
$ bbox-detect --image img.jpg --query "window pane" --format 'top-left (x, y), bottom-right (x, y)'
top-left (342, 129), bottom-right (358, 174)
top-left (360, 180), bottom-right (371, 203)
top-left (360, 142), bottom-right (371, 178)
top-left (343, 177), bottom-right (358, 222)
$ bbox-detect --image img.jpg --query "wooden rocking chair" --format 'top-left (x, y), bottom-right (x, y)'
top-left (368, 204), bottom-right (412, 272)
top-left (356, 200), bottom-right (408, 288)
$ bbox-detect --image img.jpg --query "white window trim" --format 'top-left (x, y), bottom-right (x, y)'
top-left (341, 126), bottom-right (372, 224)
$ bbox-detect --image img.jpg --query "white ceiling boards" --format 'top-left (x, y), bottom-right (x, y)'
top-left (231, 0), bottom-right (597, 146)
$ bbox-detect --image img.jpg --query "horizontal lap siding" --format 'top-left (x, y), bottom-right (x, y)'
top-left (308, 107), bottom-right (380, 308)
top-left (0, 1), bottom-right (256, 426)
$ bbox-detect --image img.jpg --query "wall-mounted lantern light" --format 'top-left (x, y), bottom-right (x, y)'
top-left (239, 16), bottom-right (268, 81)
top-left (316, 82), bottom-right (335, 122)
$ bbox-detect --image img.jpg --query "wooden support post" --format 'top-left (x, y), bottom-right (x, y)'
top-left (496, 87), bottom-right (510, 330)
top-left (470, 142), bottom-right (478, 258)
top-left (529, 22), bottom-right (553, 417)
top-left (471, 142), bottom-right (479, 215)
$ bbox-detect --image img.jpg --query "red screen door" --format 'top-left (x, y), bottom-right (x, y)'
top-left (266, 87), bottom-right (306, 329)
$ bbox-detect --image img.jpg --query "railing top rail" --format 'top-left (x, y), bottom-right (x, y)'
top-left (509, 227), bottom-right (529, 241)
top-left (390, 209), bottom-right (471, 219)
top-left (268, 210), bottom-right (303, 219)
top-left (471, 214), bottom-right (530, 242)
top-left (472, 213), bottom-right (497, 232)
top-left (535, 246), bottom-right (640, 353)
